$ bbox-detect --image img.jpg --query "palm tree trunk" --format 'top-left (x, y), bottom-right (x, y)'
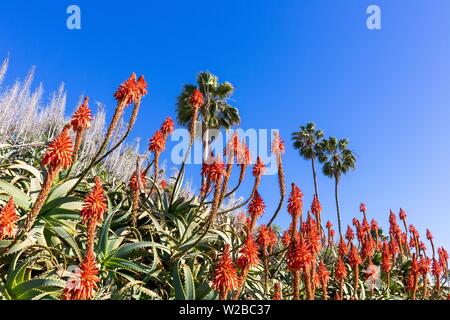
top-left (334, 175), bottom-right (342, 238)
top-left (311, 157), bottom-right (319, 198)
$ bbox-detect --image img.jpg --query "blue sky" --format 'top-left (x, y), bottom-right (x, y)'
top-left (1, 1), bottom-right (449, 249)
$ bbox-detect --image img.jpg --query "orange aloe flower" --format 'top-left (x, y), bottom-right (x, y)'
top-left (71, 97), bottom-right (93, 133)
top-left (114, 72), bottom-right (139, 106)
top-left (63, 252), bottom-right (100, 300)
top-left (160, 116), bottom-right (175, 137)
top-left (236, 236), bottom-right (260, 270)
top-left (273, 282), bottom-right (282, 300)
top-left (42, 127), bottom-right (74, 170)
top-left (149, 130), bottom-right (166, 154)
top-left (80, 177), bottom-right (108, 225)
top-left (129, 170), bottom-right (147, 192)
top-left (252, 156), bottom-right (265, 177)
top-left (213, 244), bottom-right (238, 300)
top-left (287, 183), bottom-right (303, 218)
top-left (0, 197), bottom-right (19, 240)
top-left (248, 191), bottom-right (266, 221)
top-left (189, 88), bottom-right (204, 108)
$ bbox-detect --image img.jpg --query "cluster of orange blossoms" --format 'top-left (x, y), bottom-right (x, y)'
top-left (0, 198), bottom-right (18, 240)
top-left (64, 177), bottom-right (108, 300)
top-left (114, 72), bottom-right (148, 107)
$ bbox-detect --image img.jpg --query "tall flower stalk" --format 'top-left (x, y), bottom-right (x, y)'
top-left (70, 96), bottom-right (93, 163)
top-left (24, 127), bottom-right (73, 233)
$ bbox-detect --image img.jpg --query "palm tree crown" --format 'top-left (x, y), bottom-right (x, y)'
top-left (176, 72), bottom-right (240, 131)
top-left (320, 137), bottom-right (356, 180)
top-left (292, 122), bottom-right (324, 160)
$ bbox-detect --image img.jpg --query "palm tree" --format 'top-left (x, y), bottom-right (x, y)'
top-left (176, 72), bottom-right (240, 156)
top-left (291, 122), bottom-right (324, 198)
top-left (319, 137), bottom-right (356, 238)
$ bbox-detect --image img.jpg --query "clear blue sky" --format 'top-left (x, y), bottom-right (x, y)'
top-left (1, 1), bottom-right (449, 249)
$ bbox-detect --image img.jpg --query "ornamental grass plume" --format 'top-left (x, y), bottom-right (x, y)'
top-left (129, 170), bottom-right (147, 226)
top-left (80, 177), bottom-right (108, 256)
top-left (63, 251), bottom-right (100, 300)
top-left (24, 127), bottom-right (73, 233)
top-left (213, 244), bottom-right (238, 300)
top-left (0, 197), bottom-right (19, 240)
top-left (70, 96), bottom-right (93, 163)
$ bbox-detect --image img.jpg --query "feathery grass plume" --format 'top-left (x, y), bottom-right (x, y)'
top-left (63, 251), bottom-right (100, 300)
top-left (213, 244), bottom-right (238, 300)
top-left (0, 197), bottom-right (19, 240)
top-left (24, 127), bottom-right (73, 233)
top-left (70, 96), bottom-right (93, 163)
